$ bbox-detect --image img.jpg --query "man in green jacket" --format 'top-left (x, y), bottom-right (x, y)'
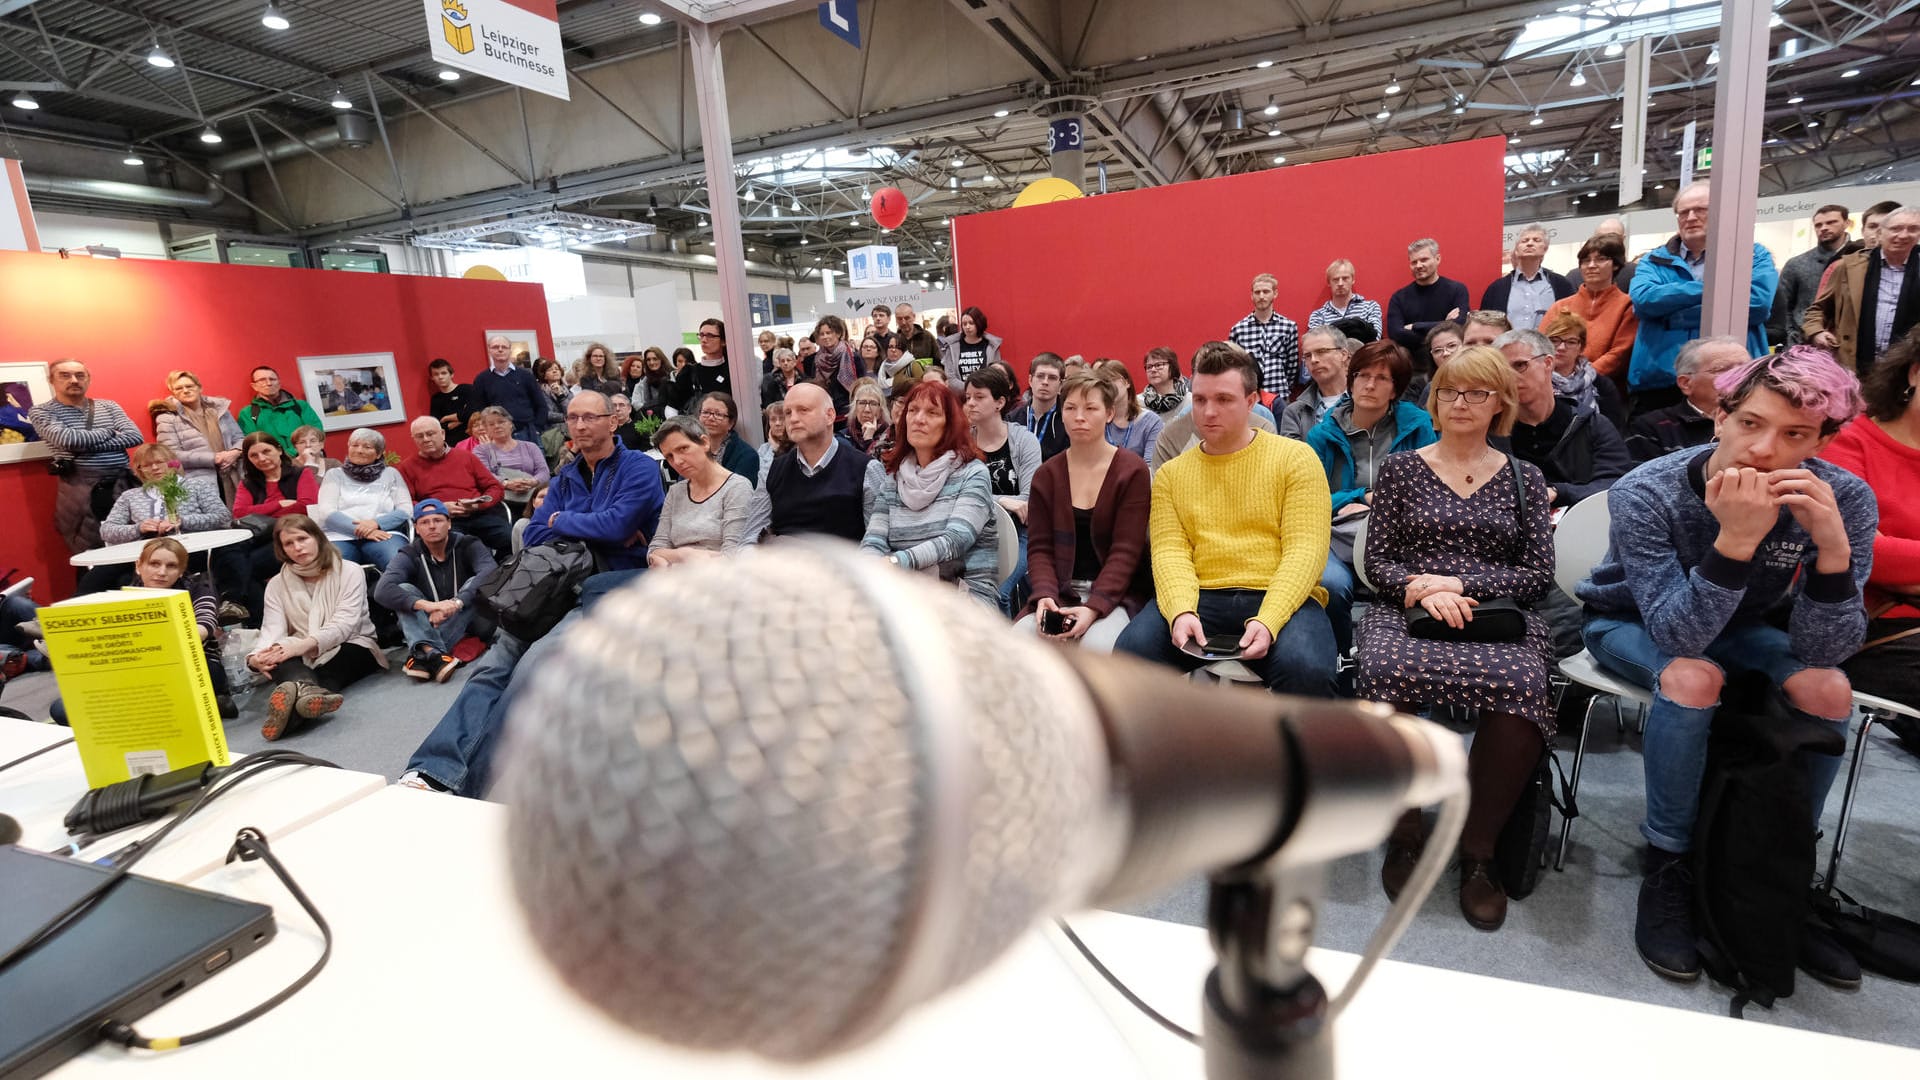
top-left (238, 366), bottom-right (323, 453)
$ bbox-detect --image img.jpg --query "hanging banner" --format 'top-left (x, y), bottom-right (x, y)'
top-left (425, 0), bottom-right (570, 101)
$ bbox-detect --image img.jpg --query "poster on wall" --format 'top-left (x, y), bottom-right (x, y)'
top-left (0, 361), bottom-right (52, 463)
top-left (484, 329), bottom-right (542, 368)
top-left (296, 353), bottom-right (405, 433)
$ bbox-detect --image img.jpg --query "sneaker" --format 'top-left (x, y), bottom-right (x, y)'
top-left (262, 681), bottom-right (298, 741)
top-left (293, 682), bottom-right (343, 720)
top-left (428, 651), bottom-right (458, 683)
top-left (1799, 919), bottom-right (1863, 990)
top-left (1635, 846), bottom-right (1701, 981)
top-left (396, 770), bottom-right (448, 793)
top-left (216, 601), bottom-right (250, 626)
top-left (402, 644), bottom-right (432, 681)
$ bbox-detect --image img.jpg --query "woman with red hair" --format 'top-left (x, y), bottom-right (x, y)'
top-left (861, 381), bottom-right (1001, 605)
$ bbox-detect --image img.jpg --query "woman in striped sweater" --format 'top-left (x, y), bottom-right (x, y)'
top-left (861, 381), bottom-right (1000, 605)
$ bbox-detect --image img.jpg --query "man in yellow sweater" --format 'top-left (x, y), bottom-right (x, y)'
top-left (1115, 341), bottom-right (1339, 695)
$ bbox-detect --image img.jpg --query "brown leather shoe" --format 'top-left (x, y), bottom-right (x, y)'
top-left (1381, 809), bottom-right (1427, 901)
top-left (1459, 857), bottom-right (1508, 932)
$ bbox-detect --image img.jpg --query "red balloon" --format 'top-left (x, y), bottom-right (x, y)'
top-left (870, 187), bottom-right (908, 230)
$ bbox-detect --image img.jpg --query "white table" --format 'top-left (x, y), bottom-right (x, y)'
top-left (50, 787), bottom-right (1150, 1078)
top-left (0, 718), bottom-right (385, 882)
top-left (1051, 911), bottom-right (1920, 1078)
top-left (69, 528), bottom-right (254, 569)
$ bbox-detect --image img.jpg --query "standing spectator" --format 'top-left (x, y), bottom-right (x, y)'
top-left (572, 343), bottom-right (624, 397)
top-left (1141, 346), bottom-right (1190, 418)
top-left (471, 404), bottom-right (551, 515)
top-left (1481, 223), bottom-right (1574, 330)
top-left (1628, 182), bottom-right (1778, 410)
top-left (532, 357), bottom-right (572, 425)
top-left (1804, 205), bottom-right (1920, 376)
top-left (1462, 309), bottom-right (1511, 348)
top-left (237, 366), bottom-right (323, 455)
top-left (692, 392), bottom-right (759, 488)
top-left (398, 417), bottom-right (511, 559)
top-left (428, 358), bottom-right (477, 447)
top-left (861, 381), bottom-right (1000, 606)
top-left (756, 330), bottom-right (778, 374)
top-left (1094, 358), bottom-right (1164, 465)
top-left (856, 335), bottom-right (884, 380)
top-left (1115, 341), bottom-right (1338, 695)
top-left (647, 416), bottom-right (753, 566)
top-left (1494, 329), bottom-right (1631, 511)
top-left (1008, 353), bottom-right (1070, 460)
top-left (246, 515), bottom-right (386, 740)
top-left (1388, 239), bottom-right (1471, 369)
top-left (288, 425), bottom-right (337, 482)
top-left (670, 319), bottom-right (736, 412)
top-left (1281, 326), bottom-right (1353, 439)
top-left (312, 429), bottom-right (412, 572)
top-left (30, 359), bottom-right (144, 554)
top-left (152, 369), bottom-right (244, 506)
top-left (1541, 310), bottom-right (1629, 432)
top-left (671, 345), bottom-right (694, 375)
top-left (1584, 217), bottom-right (1637, 291)
top-left (1359, 348), bottom-right (1556, 930)
top-left (940, 306), bottom-right (1005, 387)
top-left (1769, 204), bottom-right (1854, 347)
top-left (1578, 347), bottom-right (1871, 985)
top-left (472, 335), bottom-right (550, 442)
top-left (627, 347), bottom-right (673, 420)
top-left (866, 302), bottom-right (894, 342)
top-left (1816, 200), bottom-right (1901, 300)
top-left (1425, 322), bottom-right (1465, 369)
top-left (1227, 272), bottom-right (1302, 397)
top-left (1308, 259), bottom-right (1385, 338)
top-left (1625, 337), bottom-right (1748, 463)
top-left (375, 498), bottom-right (497, 683)
top-left (811, 315), bottom-right (858, 418)
top-left (1542, 234), bottom-right (1638, 384)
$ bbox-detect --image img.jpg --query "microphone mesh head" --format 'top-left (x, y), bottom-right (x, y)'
top-left (501, 541), bottom-right (1111, 1061)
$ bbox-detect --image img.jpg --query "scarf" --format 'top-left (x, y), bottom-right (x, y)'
top-left (1550, 359), bottom-right (1601, 415)
top-left (1858, 247), bottom-right (1920, 371)
top-left (1143, 377), bottom-right (1189, 416)
top-left (815, 342), bottom-right (855, 391)
top-left (276, 555), bottom-right (347, 665)
top-left (341, 458), bottom-right (386, 484)
top-left (895, 450), bottom-right (958, 512)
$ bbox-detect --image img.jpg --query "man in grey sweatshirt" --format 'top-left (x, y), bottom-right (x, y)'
top-left (1577, 346), bottom-right (1875, 986)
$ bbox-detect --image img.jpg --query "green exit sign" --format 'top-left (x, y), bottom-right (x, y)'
top-left (1696, 145), bottom-right (1712, 171)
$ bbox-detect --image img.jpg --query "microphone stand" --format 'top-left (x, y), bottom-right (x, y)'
top-left (1200, 862), bottom-right (1334, 1080)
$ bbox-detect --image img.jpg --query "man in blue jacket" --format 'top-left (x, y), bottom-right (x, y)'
top-left (399, 391), bottom-right (664, 796)
top-left (1578, 347), bottom-right (1874, 987)
top-left (1628, 182), bottom-right (1779, 413)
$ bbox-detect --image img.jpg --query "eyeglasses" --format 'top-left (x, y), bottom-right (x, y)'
top-left (1306, 348), bottom-right (1345, 359)
top-left (1510, 355), bottom-right (1548, 373)
top-left (564, 412), bottom-right (611, 424)
top-left (696, 331), bottom-right (721, 339)
top-left (1434, 388), bottom-right (1495, 404)
top-left (1675, 207), bottom-right (1709, 220)
top-left (698, 410), bottom-right (730, 420)
top-left (1549, 336), bottom-right (1583, 349)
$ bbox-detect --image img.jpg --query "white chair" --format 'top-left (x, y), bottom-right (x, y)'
top-left (1828, 690), bottom-right (1920, 891)
top-left (990, 501), bottom-right (1018, 588)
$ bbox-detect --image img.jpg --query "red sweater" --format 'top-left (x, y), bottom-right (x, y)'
top-left (233, 467), bottom-right (318, 518)
top-left (1821, 417), bottom-right (1920, 618)
top-left (399, 448), bottom-right (504, 508)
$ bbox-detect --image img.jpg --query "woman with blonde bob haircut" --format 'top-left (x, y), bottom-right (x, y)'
top-left (1425, 345), bottom-right (1520, 437)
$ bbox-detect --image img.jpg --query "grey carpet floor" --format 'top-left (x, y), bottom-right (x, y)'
top-left (9, 664), bottom-right (1918, 1049)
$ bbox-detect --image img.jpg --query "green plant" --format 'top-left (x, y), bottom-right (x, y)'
top-left (384, 450), bottom-right (402, 467)
top-left (632, 415), bottom-right (664, 441)
top-left (150, 471), bottom-right (191, 518)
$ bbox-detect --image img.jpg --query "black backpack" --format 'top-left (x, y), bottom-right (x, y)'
top-left (1691, 671), bottom-right (1846, 1014)
top-left (475, 540), bottom-right (600, 644)
top-left (1494, 750), bottom-right (1576, 900)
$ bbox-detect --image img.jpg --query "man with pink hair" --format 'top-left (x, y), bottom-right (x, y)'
top-left (1576, 345), bottom-right (1875, 988)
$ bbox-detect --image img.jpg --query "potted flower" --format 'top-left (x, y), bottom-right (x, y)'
top-left (149, 469), bottom-right (191, 525)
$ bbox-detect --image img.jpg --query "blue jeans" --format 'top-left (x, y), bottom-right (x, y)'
top-left (396, 604), bottom-right (477, 654)
top-left (1583, 615), bottom-right (1850, 854)
top-left (997, 524), bottom-right (1028, 618)
top-left (1115, 589), bottom-right (1339, 697)
top-left (1320, 557), bottom-right (1355, 658)
top-left (405, 568), bottom-right (644, 796)
top-left (333, 534), bottom-right (407, 573)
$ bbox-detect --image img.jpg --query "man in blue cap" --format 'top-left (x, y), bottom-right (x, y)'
top-left (373, 498), bottom-right (498, 683)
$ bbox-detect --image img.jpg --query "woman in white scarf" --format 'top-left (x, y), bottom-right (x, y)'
top-left (860, 381), bottom-right (1000, 605)
top-left (246, 514), bottom-right (387, 740)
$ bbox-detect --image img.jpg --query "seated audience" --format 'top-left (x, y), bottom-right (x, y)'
top-left (1625, 336), bottom-right (1748, 462)
top-left (1426, 321), bottom-right (1465, 367)
top-left (1281, 326), bottom-right (1353, 439)
top-left (471, 404), bottom-right (551, 513)
top-left (1007, 353), bottom-right (1070, 459)
top-left (246, 515), bottom-right (386, 741)
top-left (1094, 359), bottom-right (1164, 466)
top-left (234, 431), bottom-right (319, 624)
top-left (964, 366), bottom-right (1041, 614)
top-left (1305, 341), bottom-right (1437, 659)
top-left (91, 442), bottom-right (235, 594)
top-left (1359, 347), bottom-right (1555, 931)
top-left (1115, 341), bottom-right (1338, 695)
top-left (398, 416), bottom-right (511, 560)
top-left (609, 394), bottom-right (648, 451)
top-left (845, 381), bottom-right (889, 456)
top-left (1541, 234), bottom-right (1638, 384)
top-left (693, 392), bottom-right (760, 487)
top-left (861, 381), bottom-right (999, 606)
top-left (1141, 346), bottom-right (1189, 418)
top-left (758, 401), bottom-right (790, 470)
top-left (152, 369), bottom-right (244, 505)
top-left (375, 498), bottom-right (497, 684)
top-left (288, 425), bottom-right (337, 480)
top-left (745, 383), bottom-right (874, 543)
top-left (1462, 309), bottom-right (1512, 348)
top-left (399, 391), bottom-right (665, 796)
top-left (1016, 371), bottom-right (1151, 652)
top-left (314, 427), bottom-right (412, 571)
top-left (857, 335), bottom-right (885, 380)
top-left (1494, 328), bottom-right (1632, 509)
top-left (1578, 346), bottom-right (1872, 986)
top-left (1151, 398), bottom-right (1279, 477)
top-left (1541, 310), bottom-right (1629, 431)
top-left (1820, 329), bottom-right (1920, 715)
top-left (761, 347), bottom-right (802, 409)
top-left (647, 416), bottom-right (752, 565)
top-left (877, 333), bottom-right (917, 389)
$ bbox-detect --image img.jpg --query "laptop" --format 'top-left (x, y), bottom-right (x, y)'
top-left (0, 845), bottom-right (277, 1079)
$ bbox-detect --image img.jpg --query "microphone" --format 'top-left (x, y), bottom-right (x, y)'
top-left (500, 540), bottom-right (1466, 1063)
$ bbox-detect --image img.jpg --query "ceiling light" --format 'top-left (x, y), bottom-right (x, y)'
top-left (1451, 104), bottom-right (1465, 115)
top-left (746, 246), bottom-right (755, 253)
top-left (10, 91), bottom-right (38, 110)
top-left (1272, 155), bottom-right (1286, 165)
top-left (1770, 13), bottom-right (1784, 27)
top-left (951, 156), bottom-right (964, 167)
top-left (331, 90), bottom-right (352, 109)
top-left (790, 197), bottom-right (801, 211)
top-left (1706, 47), bottom-right (1719, 65)
top-left (1604, 41), bottom-right (1624, 57)
top-left (1267, 128), bottom-right (1282, 137)
top-left (261, 2), bottom-right (290, 30)
top-left (993, 109), bottom-right (1009, 118)
top-left (1788, 94), bottom-right (1805, 104)
top-left (1385, 81), bottom-right (1401, 95)
top-left (1376, 109), bottom-right (1390, 120)
top-left (123, 152), bottom-right (144, 166)
top-left (1842, 68), bottom-right (1860, 78)
top-left (1529, 112), bottom-right (1544, 126)
top-left (1263, 97), bottom-right (1279, 117)
top-left (1550, 179), bottom-right (1559, 187)
top-left (800, 238), bottom-right (809, 245)
top-left (1653, 183), bottom-right (1664, 190)
top-left (1587, 191), bottom-right (1598, 198)
top-left (639, 11), bottom-right (664, 25)
top-left (146, 43), bottom-right (174, 68)
top-left (438, 69), bottom-right (460, 81)
top-left (199, 125), bottom-right (223, 144)
top-left (1610, 120), bottom-right (1622, 130)
top-left (697, 215), bottom-right (707, 227)
top-left (1807, 120), bottom-right (1820, 128)
top-left (1570, 68), bottom-right (1586, 87)
top-left (1255, 59), bottom-right (1274, 69)
top-left (1516, 180), bottom-right (1528, 189)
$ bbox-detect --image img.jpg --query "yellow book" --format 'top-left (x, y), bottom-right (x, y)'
top-left (38, 587), bottom-right (230, 788)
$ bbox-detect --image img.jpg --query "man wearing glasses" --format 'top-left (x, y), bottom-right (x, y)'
top-left (670, 318), bottom-right (734, 412)
top-left (1493, 329), bottom-right (1632, 512)
top-left (1279, 326), bottom-right (1353, 439)
top-left (1628, 181), bottom-right (1779, 414)
top-left (238, 366), bottom-right (323, 455)
top-left (398, 390), bottom-right (665, 797)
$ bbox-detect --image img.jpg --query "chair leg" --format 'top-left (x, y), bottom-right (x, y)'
top-left (1823, 709), bottom-right (1877, 894)
top-left (1555, 692), bottom-right (1598, 871)
top-left (1612, 694), bottom-right (1625, 735)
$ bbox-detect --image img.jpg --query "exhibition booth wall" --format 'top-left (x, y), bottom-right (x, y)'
top-left (950, 137), bottom-right (1507, 381)
top-left (0, 250), bottom-right (552, 599)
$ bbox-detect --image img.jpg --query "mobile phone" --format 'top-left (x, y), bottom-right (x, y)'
top-left (1039, 608), bottom-right (1068, 635)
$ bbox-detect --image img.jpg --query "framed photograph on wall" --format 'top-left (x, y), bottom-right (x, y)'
top-left (484, 329), bottom-right (542, 367)
top-left (296, 352), bottom-right (405, 432)
top-left (0, 361), bottom-right (55, 464)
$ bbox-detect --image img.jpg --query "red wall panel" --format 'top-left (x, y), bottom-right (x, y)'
top-left (0, 252), bottom-right (551, 600)
top-left (951, 137), bottom-right (1507, 386)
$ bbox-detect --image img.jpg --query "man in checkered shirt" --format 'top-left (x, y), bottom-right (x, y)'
top-left (1227, 272), bottom-right (1300, 397)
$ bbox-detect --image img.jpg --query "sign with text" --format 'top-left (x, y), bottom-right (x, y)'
top-left (426, 0), bottom-right (570, 101)
top-left (847, 244), bottom-right (900, 289)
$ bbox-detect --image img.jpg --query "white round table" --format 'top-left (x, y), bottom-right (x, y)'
top-left (69, 527), bottom-right (256, 568)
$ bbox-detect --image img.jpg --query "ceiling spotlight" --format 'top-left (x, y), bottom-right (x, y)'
top-left (951, 156), bottom-right (964, 167)
top-left (438, 69), bottom-right (461, 81)
top-left (790, 197), bottom-right (802, 211)
top-left (639, 11), bottom-right (664, 25)
top-left (1255, 59), bottom-right (1274, 69)
top-left (1653, 182), bottom-right (1664, 190)
top-left (1508, 133), bottom-right (1521, 144)
top-left (1610, 120), bottom-right (1623, 130)
top-left (10, 91), bottom-right (38, 110)
top-left (746, 246), bottom-right (755, 253)
top-left (146, 42), bottom-right (175, 68)
top-left (1788, 94), bottom-right (1805, 104)
top-left (123, 152), bottom-right (144, 166)
top-left (1451, 103), bottom-right (1466, 115)
top-left (1267, 128), bottom-right (1283, 137)
top-left (698, 215), bottom-right (707, 228)
top-left (1376, 109), bottom-right (1390, 120)
top-left (1263, 97), bottom-right (1279, 117)
top-left (1604, 41), bottom-right (1624, 57)
top-left (330, 90), bottom-right (352, 110)
top-left (1272, 154), bottom-right (1286, 165)
top-left (1706, 47), bottom-right (1719, 65)
top-left (198, 125), bottom-right (223, 144)
top-left (1569, 68), bottom-right (1586, 87)
top-left (1841, 68), bottom-right (1861, 78)
top-left (1807, 120), bottom-right (1820, 128)
top-left (800, 238), bottom-right (809, 246)
top-left (261, 2), bottom-right (290, 30)
top-left (1529, 112), bottom-right (1544, 126)
top-left (1385, 81), bottom-right (1401, 95)
top-left (1516, 180), bottom-right (1528, 189)
top-left (993, 109), bottom-right (1009, 118)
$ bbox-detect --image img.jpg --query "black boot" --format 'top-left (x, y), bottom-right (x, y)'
top-left (1635, 845), bottom-right (1700, 981)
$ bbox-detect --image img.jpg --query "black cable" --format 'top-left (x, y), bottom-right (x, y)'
top-left (1054, 918), bottom-right (1200, 1045)
top-left (0, 734), bottom-right (76, 776)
